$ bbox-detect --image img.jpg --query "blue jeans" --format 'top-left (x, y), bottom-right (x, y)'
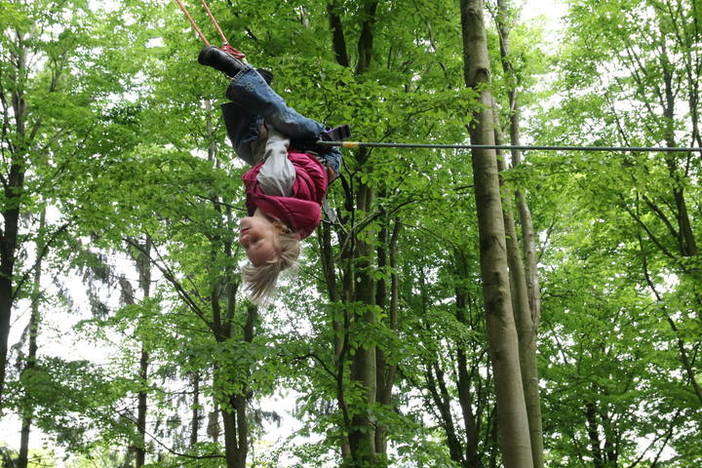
top-left (221, 68), bottom-right (342, 172)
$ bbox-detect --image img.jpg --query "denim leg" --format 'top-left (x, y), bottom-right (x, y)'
top-left (228, 68), bottom-right (324, 142)
top-left (221, 102), bottom-right (266, 166)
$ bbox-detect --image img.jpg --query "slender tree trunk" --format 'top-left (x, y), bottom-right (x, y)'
top-left (222, 394), bottom-right (248, 468)
top-left (660, 48), bottom-right (698, 257)
top-left (454, 251), bottom-right (485, 467)
top-left (374, 220), bottom-right (389, 459)
top-left (190, 371), bottom-right (200, 447)
top-left (348, 179), bottom-right (378, 463)
top-left (208, 405), bottom-right (220, 444)
top-left (585, 402), bottom-right (604, 468)
top-left (17, 209), bottom-right (45, 468)
top-left (460, 0), bottom-right (533, 466)
top-left (324, 2), bottom-right (380, 463)
top-left (133, 238), bottom-right (152, 467)
top-left (0, 36), bottom-right (28, 404)
top-left (497, 153), bottom-right (543, 468)
top-left (221, 401), bottom-right (241, 468)
top-left (493, 3), bottom-right (544, 464)
top-left (135, 345), bottom-right (149, 467)
top-left (488, 407), bottom-right (499, 468)
top-left (515, 190), bottom-right (540, 323)
top-left (494, 122), bottom-right (544, 467)
top-left (219, 303), bottom-right (254, 468)
top-left (427, 362), bottom-right (465, 465)
top-left (374, 219), bottom-right (400, 458)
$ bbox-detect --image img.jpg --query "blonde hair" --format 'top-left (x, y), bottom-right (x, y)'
top-left (242, 222), bottom-right (300, 304)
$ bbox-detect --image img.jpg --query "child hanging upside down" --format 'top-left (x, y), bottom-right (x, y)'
top-left (198, 46), bottom-right (345, 303)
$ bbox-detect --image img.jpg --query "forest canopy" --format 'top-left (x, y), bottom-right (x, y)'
top-left (0, 0), bottom-right (700, 466)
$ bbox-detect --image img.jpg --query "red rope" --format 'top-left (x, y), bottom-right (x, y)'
top-left (171, 0), bottom-right (210, 46)
top-left (199, 0), bottom-right (228, 44)
top-left (170, 0), bottom-right (246, 60)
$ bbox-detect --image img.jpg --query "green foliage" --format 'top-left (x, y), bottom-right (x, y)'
top-left (0, 0), bottom-right (700, 466)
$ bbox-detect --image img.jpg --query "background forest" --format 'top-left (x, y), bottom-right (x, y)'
top-left (0, 0), bottom-right (700, 466)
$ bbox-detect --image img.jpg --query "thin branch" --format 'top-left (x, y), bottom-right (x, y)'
top-left (116, 409), bottom-right (224, 460)
top-left (123, 237), bottom-right (215, 335)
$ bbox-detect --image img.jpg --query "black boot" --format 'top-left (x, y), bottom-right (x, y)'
top-left (198, 46), bottom-right (248, 78)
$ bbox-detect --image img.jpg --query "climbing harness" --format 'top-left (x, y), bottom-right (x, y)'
top-left (171, 0), bottom-right (246, 59)
top-left (316, 141), bottom-right (702, 153)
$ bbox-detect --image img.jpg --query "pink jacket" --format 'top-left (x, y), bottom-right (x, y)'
top-left (242, 152), bottom-right (328, 239)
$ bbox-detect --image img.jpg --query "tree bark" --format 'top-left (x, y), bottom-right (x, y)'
top-left (348, 180), bottom-right (378, 463)
top-left (494, 0), bottom-right (542, 328)
top-left (494, 1), bottom-right (544, 464)
top-left (460, 0), bottom-right (533, 466)
top-left (190, 371), bottom-right (200, 447)
top-left (122, 237), bottom-right (153, 467)
top-left (497, 149), bottom-right (543, 468)
top-left (219, 301), bottom-right (254, 468)
top-left (426, 363), bottom-right (465, 464)
top-left (134, 238), bottom-right (152, 467)
top-left (326, 2), bottom-right (350, 67)
top-left (135, 345), bottom-right (149, 467)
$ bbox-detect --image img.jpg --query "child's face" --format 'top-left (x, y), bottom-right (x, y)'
top-left (238, 216), bottom-right (279, 266)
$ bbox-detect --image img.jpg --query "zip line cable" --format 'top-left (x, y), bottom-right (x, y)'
top-left (316, 141), bottom-right (702, 153)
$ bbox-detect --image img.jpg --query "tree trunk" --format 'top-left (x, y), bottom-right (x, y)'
top-left (133, 238), bottom-right (152, 467)
top-left (221, 402), bottom-right (242, 468)
top-left (494, 0), bottom-right (542, 328)
top-left (454, 261), bottom-right (484, 467)
top-left (460, 0), bottom-right (533, 466)
top-left (190, 371), bottom-right (200, 447)
top-left (660, 47), bottom-right (698, 257)
top-left (497, 147), bottom-right (543, 468)
top-left (493, 105), bottom-right (544, 466)
top-left (426, 363), bottom-right (465, 465)
top-left (219, 303), bottom-right (255, 468)
top-left (17, 209), bottom-right (45, 468)
top-left (374, 218), bottom-right (400, 458)
top-left (208, 401), bottom-right (221, 443)
top-left (324, 2), bottom-right (380, 463)
top-left (0, 35), bottom-right (28, 404)
top-left (135, 346), bottom-right (149, 467)
top-left (495, 1), bottom-right (544, 464)
top-left (585, 402), bottom-right (604, 468)
top-left (348, 179), bottom-right (378, 463)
